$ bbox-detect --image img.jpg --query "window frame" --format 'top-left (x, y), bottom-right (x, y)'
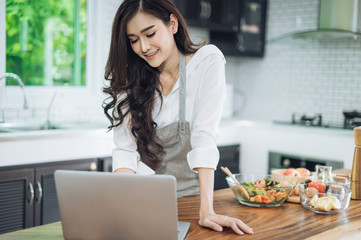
top-left (0, 0), bottom-right (108, 109)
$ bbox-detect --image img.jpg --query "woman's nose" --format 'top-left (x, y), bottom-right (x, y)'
top-left (140, 39), bottom-right (151, 53)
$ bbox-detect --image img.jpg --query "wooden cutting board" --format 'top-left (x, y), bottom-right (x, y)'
top-left (332, 168), bottom-right (351, 178)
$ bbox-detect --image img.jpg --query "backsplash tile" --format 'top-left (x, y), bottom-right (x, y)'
top-left (228, 0), bottom-right (361, 126)
top-left (267, 0), bottom-right (318, 39)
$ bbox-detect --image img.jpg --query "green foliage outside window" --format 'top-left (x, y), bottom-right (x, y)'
top-left (5, 0), bottom-right (87, 86)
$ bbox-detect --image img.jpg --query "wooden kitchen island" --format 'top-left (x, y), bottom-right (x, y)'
top-left (1, 188), bottom-right (361, 240)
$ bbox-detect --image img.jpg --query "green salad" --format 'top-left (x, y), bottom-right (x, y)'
top-left (238, 177), bottom-right (290, 204)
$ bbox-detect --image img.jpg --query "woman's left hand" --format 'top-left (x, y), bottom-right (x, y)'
top-left (198, 211), bottom-right (253, 235)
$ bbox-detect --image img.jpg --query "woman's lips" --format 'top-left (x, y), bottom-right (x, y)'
top-left (145, 50), bottom-right (159, 59)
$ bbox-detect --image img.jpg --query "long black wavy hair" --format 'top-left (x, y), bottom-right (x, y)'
top-left (103, 0), bottom-right (203, 170)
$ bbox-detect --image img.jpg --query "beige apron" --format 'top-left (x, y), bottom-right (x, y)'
top-left (154, 54), bottom-right (199, 198)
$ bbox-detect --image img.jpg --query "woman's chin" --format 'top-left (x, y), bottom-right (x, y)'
top-left (146, 59), bottom-right (162, 68)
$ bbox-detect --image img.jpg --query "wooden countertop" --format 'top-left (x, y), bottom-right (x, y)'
top-left (1, 188), bottom-right (361, 240)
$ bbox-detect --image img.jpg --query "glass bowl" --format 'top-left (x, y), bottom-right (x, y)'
top-left (226, 174), bottom-right (296, 208)
top-left (298, 183), bottom-right (351, 214)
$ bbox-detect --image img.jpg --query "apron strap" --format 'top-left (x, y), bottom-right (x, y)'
top-left (179, 54), bottom-right (186, 133)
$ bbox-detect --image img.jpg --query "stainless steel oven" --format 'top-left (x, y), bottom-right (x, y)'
top-left (268, 151), bottom-right (344, 173)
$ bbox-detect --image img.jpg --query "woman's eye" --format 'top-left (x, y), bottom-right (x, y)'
top-left (146, 32), bottom-right (155, 38)
top-left (129, 39), bottom-right (138, 44)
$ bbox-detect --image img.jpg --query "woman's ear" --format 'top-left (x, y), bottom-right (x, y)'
top-left (169, 14), bottom-right (178, 34)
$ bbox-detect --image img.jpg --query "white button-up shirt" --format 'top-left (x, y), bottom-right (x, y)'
top-left (112, 45), bottom-right (226, 174)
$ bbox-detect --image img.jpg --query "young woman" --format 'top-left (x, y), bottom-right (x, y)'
top-left (103, 0), bottom-right (253, 235)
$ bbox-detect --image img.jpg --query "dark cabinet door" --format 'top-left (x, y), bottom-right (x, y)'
top-left (175, 0), bottom-right (267, 57)
top-left (34, 159), bottom-right (98, 226)
top-left (0, 168), bottom-right (34, 234)
top-left (207, 0), bottom-right (239, 32)
top-left (210, 0), bottom-right (267, 57)
top-left (236, 0), bottom-right (267, 56)
top-left (214, 145), bottom-right (240, 190)
top-left (174, 0), bottom-right (238, 31)
top-left (99, 157), bottom-right (113, 172)
top-left (173, 0), bottom-right (209, 28)
top-left (0, 159), bottom-right (98, 233)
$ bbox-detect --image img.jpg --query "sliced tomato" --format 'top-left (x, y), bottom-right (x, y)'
top-left (260, 195), bottom-right (272, 204)
top-left (308, 181), bottom-right (325, 193)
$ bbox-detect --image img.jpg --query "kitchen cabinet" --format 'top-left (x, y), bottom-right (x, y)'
top-left (210, 0), bottom-right (267, 56)
top-left (173, 0), bottom-right (239, 32)
top-left (0, 168), bottom-right (34, 233)
top-left (173, 0), bottom-right (206, 28)
top-left (174, 0), bottom-right (267, 56)
top-left (214, 144), bottom-right (240, 190)
top-left (0, 159), bottom-right (97, 234)
top-left (98, 157), bottom-right (113, 172)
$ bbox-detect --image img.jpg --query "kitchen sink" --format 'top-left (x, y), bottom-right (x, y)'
top-left (0, 128), bottom-right (10, 133)
top-left (0, 122), bottom-right (64, 133)
top-left (0, 121), bottom-right (108, 133)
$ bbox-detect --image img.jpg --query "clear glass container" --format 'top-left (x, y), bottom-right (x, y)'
top-left (315, 165), bottom-right (333, 184)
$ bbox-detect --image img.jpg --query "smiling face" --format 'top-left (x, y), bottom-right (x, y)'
top-left (126, 12), bottom-right (178, 68)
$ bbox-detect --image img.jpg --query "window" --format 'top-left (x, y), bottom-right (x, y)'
top-left (0, 0), bottom-right (115, 114)
top-left (5, 0), bottom-right (87, 86)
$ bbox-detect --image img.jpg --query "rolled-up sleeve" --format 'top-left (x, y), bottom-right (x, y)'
top-left (112, 113), bottom-right (155, 175)
top-left (187, 54), bottom-right (226, 171)
top-left (112, 114), bottom-right (140, 172)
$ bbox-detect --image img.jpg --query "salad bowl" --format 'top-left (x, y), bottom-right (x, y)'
top-left (226, 174), bottom-right (296, 207)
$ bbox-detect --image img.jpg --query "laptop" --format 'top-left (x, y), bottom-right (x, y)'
top-left (54, 170), bottom-right (190, 240)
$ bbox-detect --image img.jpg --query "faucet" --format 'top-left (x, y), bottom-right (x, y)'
top-left (0, 73), bottom-right (30, 109)
top-left (44, 91), bottom-right (58, 129)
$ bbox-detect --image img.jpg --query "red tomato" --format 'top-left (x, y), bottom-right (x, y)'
top-left (308, 182), bottom-right (325, 193)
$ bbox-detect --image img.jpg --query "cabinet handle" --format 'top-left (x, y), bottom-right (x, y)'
top-left (90, 162), bottom-right (97, 171)
top-left (236, 33), bottom-right (245, 52)
top-left (36, 181), bottom-right (43, 204)
top-left (28, 182), bottom-right (34, 206)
